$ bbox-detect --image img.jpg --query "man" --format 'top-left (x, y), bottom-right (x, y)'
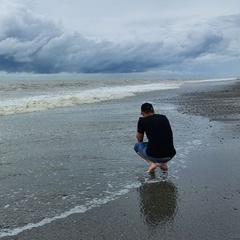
top-left (134, 102), bottom-right (176, 173)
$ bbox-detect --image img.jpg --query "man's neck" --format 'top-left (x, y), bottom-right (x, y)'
top-left (143, 112), bottom-right (154, 117)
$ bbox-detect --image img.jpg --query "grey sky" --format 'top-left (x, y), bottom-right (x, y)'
top-left (0, 0), bottom-right (240, 77)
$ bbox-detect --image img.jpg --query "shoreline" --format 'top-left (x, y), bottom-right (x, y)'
top-left (1, 79), bottom-right (240, 240)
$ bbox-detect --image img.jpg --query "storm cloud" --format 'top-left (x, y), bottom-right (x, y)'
top-left (0, 1), bottom-right (240, 75)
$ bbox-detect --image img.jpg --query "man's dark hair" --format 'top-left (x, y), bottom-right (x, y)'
top-left (141, 102), bottom-right (154, 113)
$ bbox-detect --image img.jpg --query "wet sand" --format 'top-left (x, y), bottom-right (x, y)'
top-left (2, 80), bottom-right (240, 240)
top-left (172, 80), bottom-right (240, 121)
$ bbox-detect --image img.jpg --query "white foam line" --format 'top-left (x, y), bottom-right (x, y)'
top-left (0, 182), bottom-right (140, 238)
top-left (186, 77), bottom-right (237, 83)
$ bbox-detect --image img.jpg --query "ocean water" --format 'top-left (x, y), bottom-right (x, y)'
top-left (0, 77), bottom-right (236, 238)
top-left (0, 77), bottom-right (235, 116)
top-left (0, 78), bottom-right (184, 116)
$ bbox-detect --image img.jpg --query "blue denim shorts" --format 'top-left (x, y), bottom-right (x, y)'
top-left (134, 142), bottom-right (172, 163)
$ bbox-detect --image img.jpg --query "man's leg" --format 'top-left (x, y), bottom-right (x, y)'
top-left (137, 152), bottom-right (157, 173)
top-left (147, 161), bottom-right (158, 173)
top-left (134, 142), bottom-right (158, 173)
top-left (156, 162), bottom-right (168, 171)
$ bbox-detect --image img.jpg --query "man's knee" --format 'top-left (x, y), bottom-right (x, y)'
top-left (134, 142), bottom-right (140, 152)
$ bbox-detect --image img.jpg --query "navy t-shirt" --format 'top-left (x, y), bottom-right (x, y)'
top-left (137, 114), bottom-right (176, 158)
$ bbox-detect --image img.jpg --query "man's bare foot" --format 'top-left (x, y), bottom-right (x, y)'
top-left (147, 163), bottom-right (157, 173)
top-left (157, 163), bottom-right (168, 171)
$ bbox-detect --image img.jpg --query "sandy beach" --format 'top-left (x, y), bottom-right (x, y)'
top-left (1, 79), bottom-right (240, 240)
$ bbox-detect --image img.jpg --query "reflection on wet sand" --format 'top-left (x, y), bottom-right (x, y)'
top-left (138, 176), bottom-right (178, 227)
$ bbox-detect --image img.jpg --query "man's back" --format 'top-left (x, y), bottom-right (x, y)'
top-left (137, 114), bottom-right (176, 158)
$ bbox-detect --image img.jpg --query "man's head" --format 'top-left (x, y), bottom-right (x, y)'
top-left (141, 102), bottom-right (154, 116)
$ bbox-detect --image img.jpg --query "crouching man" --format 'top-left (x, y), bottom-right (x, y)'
top-left (134, 103), bottom-right (176, 173)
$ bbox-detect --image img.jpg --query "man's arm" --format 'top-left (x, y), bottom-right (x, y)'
top-left (136, 132), bottom-right (144, 142)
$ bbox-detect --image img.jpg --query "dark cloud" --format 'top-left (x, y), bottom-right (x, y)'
top-left (0, 3), bottom-right (239, 75)
top-left (179, 31), bottom-right (224, 58)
